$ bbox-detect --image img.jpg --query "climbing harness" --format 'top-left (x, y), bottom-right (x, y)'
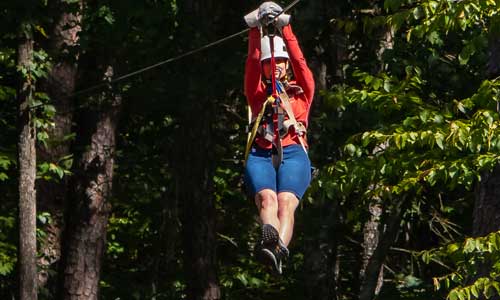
top-left (243, 82), bottom-right (308, 167)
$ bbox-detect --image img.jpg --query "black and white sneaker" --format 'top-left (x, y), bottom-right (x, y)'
top-left (256, 246), bottom-right (281, 274)
top-left (255, 224), bottom-right (285, 274)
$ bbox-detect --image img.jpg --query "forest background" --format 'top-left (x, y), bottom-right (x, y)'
top-left (2, 0), bottom-right (500, 299)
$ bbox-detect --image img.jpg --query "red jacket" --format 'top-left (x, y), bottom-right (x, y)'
top-left (245, 25), bottom-right (315, 150)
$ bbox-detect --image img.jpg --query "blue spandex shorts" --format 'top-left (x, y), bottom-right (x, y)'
top-left (245, 144), bottom-right (312, 200)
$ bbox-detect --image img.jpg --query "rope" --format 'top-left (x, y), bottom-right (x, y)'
top-left (72, 0), bottom-right (302, 97)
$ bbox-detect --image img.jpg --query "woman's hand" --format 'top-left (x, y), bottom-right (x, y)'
top-left (258, 2), bottom-right (283, 25)
top-left (244, 1), bottom-right (290, 28)
top-left (259, 2), bottom-right (290, 28)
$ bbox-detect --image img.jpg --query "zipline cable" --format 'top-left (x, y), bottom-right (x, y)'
top-left (73, 0), bottom-right (301, 97)
top-left (73, 28), bottom-right (250, 96)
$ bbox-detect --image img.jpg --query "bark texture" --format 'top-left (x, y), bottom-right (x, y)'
top-left (360, 201), bottom-right (384, 297)
top-left (37, 0), bottom-right (81, 289)
top-left (151, 190), bottom-right (180, 299)
top-left (487, 32), bottom-right (500, 77)
top-left (359, 199), bottom-right (406, 300)
top-left (303, 199), bottom-right (340, 300)
top-left (473, 165), bottom-right (500, 237)
top-left (175, 117), bottom-right (220, 300)
top-left (474, 28), bottom-right (500, 235)
top-left (59, 67), bottom-right (120, 300)
top-left (17, 32), bottom-right (38, 300)
top-left (358, 22), bottom-right (395, 298)
top-left (376, 25), bottom-right (394, 72)
top-left (463, 25), bottom-right (500, 300)
top-left (471, 166), bottom-right (500, 300)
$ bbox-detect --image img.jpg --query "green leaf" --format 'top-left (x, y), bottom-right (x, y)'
top-left (413, 6), bottom-right (424, 20)
top-left (383, 80), bottom-right (392, 92)
top-left (345, 144), bottom-right (356, 156)
top-left (420, 110), bottom-right (430, 123)
top-left (449, 289), bottom-right (459, 300)
top-left (471, 285), bottom-right (479, 298)
top-left (435, 133), bottom-right (444, 149)
top-left (98, 6), bottom-right (115, 24)
top-left (459, 44), bottom-right (476, 65)
top-left (427, 31), bottom-right (443, 45)
top-left (428, 1), bottom-right (439, 13)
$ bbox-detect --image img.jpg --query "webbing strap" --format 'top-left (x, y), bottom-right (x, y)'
top-left (244, 96), bottom-right (276, 165)
top-left (268, 35), bottom-right (284, 169)
top-left (273, 134), bottom-right (283, 169)
top-left (276, 82), bottom-right (308, 154)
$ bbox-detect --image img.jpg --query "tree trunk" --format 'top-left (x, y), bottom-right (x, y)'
top-left (175, 115), bottom-right (220, 300)
top-left (471, 166), bottom-right (500, 300)
top-left (174, 1), bottom-right (220, 299)
top-left (467, 32), bottom-right (500, 300)
top-left (473, 165), bottom-right (500, 236)
top-left (151, 190), bottom-right (180, 300)
top-left (474, 23), bottom-right (500, 235)
top-left (303, 198), bottom-right (340, 300)
top-left (59, 67), bottom-right (121, 300)
top-left (487, 30), bottom-right (500, 77)
top-left (360, 200), bottom-right (384, 297)
top-left (359, 199), bottom-right (406, 300)
top-left (358, 21), bottom-right (395, 298)
top-left (173, 78), bottom-right (220, 300)
top-left (376, 26), bottom-right (394, 73)
top-left (17, 30), bottom-right (38, 300)
top-left (37, 0), bottom-right (81, 291)
top-left (298, 2), bottom-right (346, 299)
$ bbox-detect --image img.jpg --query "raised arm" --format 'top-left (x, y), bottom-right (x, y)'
top-left (281, 25), bottom-right (315, 106)
top-left (244, 27), bottom-right (265, 110)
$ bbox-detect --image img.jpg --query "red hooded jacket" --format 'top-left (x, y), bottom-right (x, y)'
top-left (244, 25), bottom-right (315, 150)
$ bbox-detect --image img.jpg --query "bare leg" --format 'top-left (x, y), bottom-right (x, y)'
top-left (255, 189), bottom-right (280, 231)
top-left (277, 192), bottom-right (299, 246)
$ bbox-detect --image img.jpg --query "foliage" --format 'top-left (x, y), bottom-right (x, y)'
top-left (0, 10), bottom-right (19, 298)
top-left (422, 231), bottom-right (500, 300)
top-left (315, 0), bottom-right (500, 298)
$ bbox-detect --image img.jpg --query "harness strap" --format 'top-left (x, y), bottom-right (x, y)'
top-left (244, 96), bottom-right (276, 165)
top-left (269, 35), bottom-right (282, 169)
top-left (276, 81), bottom-right (308, 154)
top-left (273, 133), bottom-right (283, 169)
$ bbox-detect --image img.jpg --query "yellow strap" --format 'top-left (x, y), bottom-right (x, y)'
top-left (244, 96), bottom-right (275, 165)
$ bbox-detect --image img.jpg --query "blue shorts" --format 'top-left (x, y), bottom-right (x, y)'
top-left (245, 144), bottom-right (312, 200)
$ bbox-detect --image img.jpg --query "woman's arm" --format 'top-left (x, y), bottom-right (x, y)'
top-left (245, 27), bottom-right (265, 111)
top-left (282, 25), bottom-right (315, 106)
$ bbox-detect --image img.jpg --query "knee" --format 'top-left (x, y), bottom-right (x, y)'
top-left (256, 190), bottom-right (278, 210)
top-left (277, 193), bottom-right (299, 217)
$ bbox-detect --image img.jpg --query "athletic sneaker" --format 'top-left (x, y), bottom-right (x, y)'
top-left (255, 224), bottom-right (288, 274)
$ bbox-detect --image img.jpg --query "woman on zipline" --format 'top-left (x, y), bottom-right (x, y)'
top-left (244, 1), bottom-right (315, 274)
